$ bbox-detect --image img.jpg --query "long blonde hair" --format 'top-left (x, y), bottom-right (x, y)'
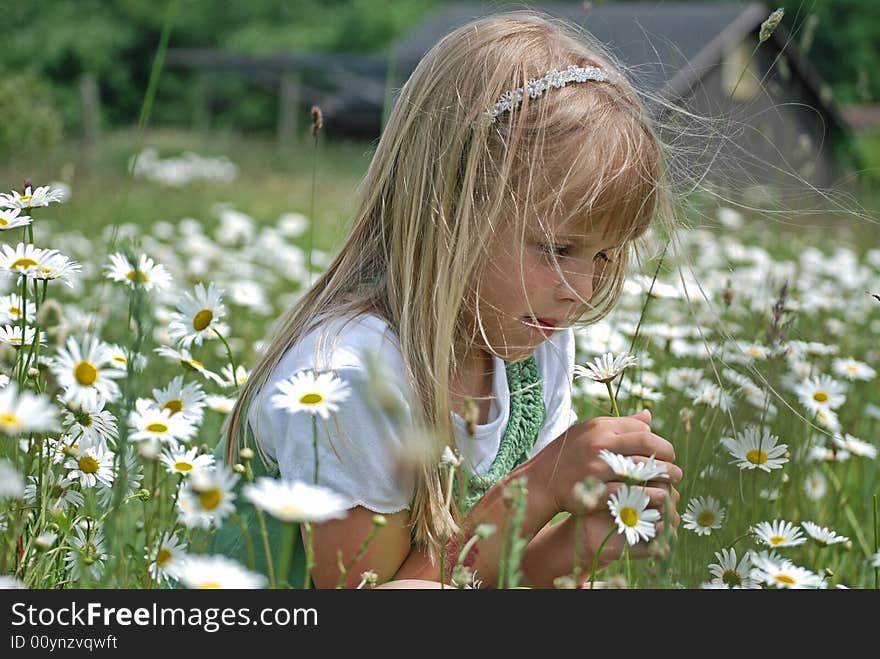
top-left (224, 10), bottom-right (672, 556)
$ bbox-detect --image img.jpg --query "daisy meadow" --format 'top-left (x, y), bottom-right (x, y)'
top-left (831, 357), bottom-right (876, 381)
top-left (104, 252), bottom-right (171, 292)
top-left (64, 522), bottom-right (108, 584)
top-left (175, 554), bottom-right (266, 589)
top-left (50, 335), bottom-right (124, 408)
top-left (598, 449), bottom-right (669, 484)
top-left (800, 521), bottom-right (850, 547)
top-left (29, 250), bottom-right (81, 287)
top-left (721, 426), bottom-right (789, 472)
top-left (681, 496), bottom-right (725, 536)
top-left (0, 324), bottom-right (43, 348)
top-left (243, 477), bottom-right (350, 523)
top-left (707, 548), bottom-right (758, 589)
top-left (831, 433), bottom-right (877, 459)
top-left (168, 282), bottom-right (227, 348)
top-left (794, 374), bottom-right (847, 414)
top-left (204, 394), bottom-right (237, 414)
top-left (607, 484), bottom-right (660, 546)
top-left (0, 184), bottom-right (65, 209)
top-left (0, 207), bottom-right (31, 231)
top-left (0, 293), bottom-right (34, 324)
top-left (751, 519), bottom-right (807, 548)
top-left (151, 375), bottom-right (206, 424)
top-left (23, 472), bottom-right (84, 512)
top-left (573, 351), bottom-right (638, 384)
top-left (0, 460), bottom-right (25, 498)
top-left (64, 442), bottom-right (116, 488)
top-left (160, 445), bottom-right (215, 476)
top-left (0, 243), bottom-right (53, 278)
top-left (271, 369), bottom-right (351, 420)
top-left (61, 396), bottom-right (119, 446)
top-left (129, 402), bottom-right (197, 446)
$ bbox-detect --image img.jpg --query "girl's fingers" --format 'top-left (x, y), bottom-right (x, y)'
top-left (598, 430), bottom-right (677, 465)
top-left (602, 482), bottom-right (680, 510)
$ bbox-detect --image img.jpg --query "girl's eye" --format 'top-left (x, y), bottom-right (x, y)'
top-left (595, 251), bottom-right (612, 264)
top-left (540, 244), bottom-right (570, 258)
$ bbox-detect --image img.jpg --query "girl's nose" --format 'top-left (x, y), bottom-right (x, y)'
top-left (556, 261), bottom-right (594, 304)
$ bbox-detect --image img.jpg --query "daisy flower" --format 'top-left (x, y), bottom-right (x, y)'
top-left (0, 324), bottom-right (43, 348)
top-left (665, 367), bottom-right (705, 391)
top-left (23, 471), bottom-right (84, 512)
top-left (64, 522), bottom-right (108, 583)
top-left (205, 394), bottom-right (237, 414)
top-left (0, 207), bottom-right (32, 231)
top-left (97, 446), bottom-right (143, 508)
top-left (271, 369), bottom-right (351, 420)
top-left (64, 442), bottom-right (115, 488)
top-left (168, 282), bottom-right (227, 348)
top-left (707, 548), bottom-right (757, 589)
top-left (175, 554), bottom-right (266, 589)
top-left (151, 375), bottom-right (206, 424)
top-left (243, 477), bottom-right (350, 523)
top-left (129, 402), bottom-right (197, 446)
top-left (598, 449), bottom-right (668, 484)
top-left (803, 470), bottom-right (827, 500)
top-left (0, 460), bottom-right (25, 498)
top-left (0, 382), bottom-right (59, 435)
top-left (50, 335), bottom-right (124, 408)
top-left (0, 184), bottom-right (65, 209)
top-left (794, 374), bottom-right (846, 414)
top-left (721, 426), bottom-right (788, 472)
top-left (61, 397), bottom-right (119, 446)
top-left (0, 576), bottom-right (25, 589)
top-left (104, 343), bottom-right (147, 372)
top-left (801, 521), bottom-right (849, 547)
top-left (154, 345), bottom-right (226, 386)
top-left (573, 352), bottom-right (638, 384)
top-left (751, 519), bottom-right (807, 548)
top-left (831, 433), bottom-right (877, 459)
top-left (813, 407), bottom-right (841, 433)
top-left (0, 294), bottom-right (34, 324)
top-left (681, 496), bottom-right (725, 536)
top-left (177, 464), bottom-right (239, 529)
top-left (104, 252), bottom-right (171, 292)
top-left (687, 382), bottom-right (732, 411)
top-left (221, 363), bottom-right (249, 387)
top-left (607, 484), bottom-right (660, 546)
top-left (749, 554), bottom-right (825, 589)
top-left (147, 531), bottom-right (187, 583)
top-left (831, 357), bottom-right (876, 381)
top-left (0, 243), bottom-right (51, 277)
top-left (29, 250), bottom-right (81, 287)
top-left (160, 445), bottom-right (215, 476)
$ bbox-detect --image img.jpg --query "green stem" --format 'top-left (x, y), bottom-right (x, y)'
top-left (212, 328), bottom-right (238, 388)
top-left (276, 523), bottom-right (296, 588)
top-left (588, 526), bottom-right (618, 589)
top-left (605, 381), bottom-right (620, 417)
top-left (303, 521), bottom-right (314, 589)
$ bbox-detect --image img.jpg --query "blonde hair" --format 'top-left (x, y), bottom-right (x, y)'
top-left (224, 10), bottom-right (673, 558)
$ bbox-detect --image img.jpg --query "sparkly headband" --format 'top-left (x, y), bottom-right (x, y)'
top-left (486, 64), bottom-right (613, 123)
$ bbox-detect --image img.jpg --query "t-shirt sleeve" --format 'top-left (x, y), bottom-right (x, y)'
top-left (532, 327), bottom-right (578, 456)
top-left (249, 343), bottom-right (418, 515)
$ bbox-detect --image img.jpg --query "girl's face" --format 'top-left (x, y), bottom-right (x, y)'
top-left (466, 215), bottom-right (620, 362)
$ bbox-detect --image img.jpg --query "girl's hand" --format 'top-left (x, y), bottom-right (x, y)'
top-left (540, 409), bottom-right (683, 515)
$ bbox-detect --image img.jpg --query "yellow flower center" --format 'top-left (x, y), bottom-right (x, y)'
top-left (620, 507), bottom-right (639, 527)
top-left (186, 359), bottom-right (204, 369)
top-left (300, 392), bottom-right (324, 405)
top-left (1, 413), bottom-right (21, 428)
top-left (769, 535), bottom-right (786, 545)
top-left (10, 257), bottom-right (38, 270)
top-left (174, 461), bottom-right (194, 472)
top-left (199, 582), bottom-right (222, 589)
top-left (157, 548), bottom-right (172, 566)
top-left (0, 219), bottom-right (7, 227)
top-left (146, 422), bottom-right (169, 433)
top-left (74, 360), bottom-right (98, 386)
top-left (813, 391), bottom-right (829, 403)
top-left (722, 570), bottom-right (742, 586)
top-left (113, 356), bottom-right (127, 364)
top-left (774, 574), bottom-right (796, 585)
top-left (746, 347), bottom-right (763, 358)
top-left (20, 195), bottom-right (33, 205)
top-left (200, 488), bottom-right (221, 511)
top-left (696, 511), bottom-right (715, 527)
top-left (163, 399), bottom-right (183, 415)
top-left (126, 270), bottom-right (148, 283)
top-left (278, 504), bottom-right (304, 517)
top-left (847, 365), bottom-right (857, 372)
top-left (78, 456), bottom-right (100, 474)
top-left (192, 309), bottom-right (213, 332)
top-left (8, 306), bottom-right (21, 316)
top-left (746, 449), bottom-right (768, 465)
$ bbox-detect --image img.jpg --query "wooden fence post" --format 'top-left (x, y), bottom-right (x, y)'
top-left (278, 70), bottom-right (300, 145)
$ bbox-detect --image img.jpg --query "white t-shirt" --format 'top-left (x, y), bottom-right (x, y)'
top-left (249, 313), bottom-right (577, 514)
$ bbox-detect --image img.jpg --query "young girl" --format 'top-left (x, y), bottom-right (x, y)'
top-left (211, 10), bottom-right (682, 588)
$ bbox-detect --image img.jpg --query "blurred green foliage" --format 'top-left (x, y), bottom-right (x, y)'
top-left (0, 72), bottom-right (64, 156)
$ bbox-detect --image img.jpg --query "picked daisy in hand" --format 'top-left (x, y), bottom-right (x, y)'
top-left (607, 484), bottom-right (660, 546)
top-left (175, 554), bottom-right (266, 589)
top-left (721, 425), bottom-right (788, 472)
top-left (574, 352), bottom-right (637, 416)
top-left (681, 495), bottom-right (725, 537)
top-left (243, 477), bottom-right (350, 523)
top-left (800, 521), bottom-right (849, 547)
top-left (598, 449), bottom-right (668, 484)
top-left (751, 519), bottom-right (807, 548)
top-left (271, 369), bottom-right (351, 420)
top-left (168, 282), bottom-right (227, 348)
top-left (707, 547), bottom-right (758, 589)
top-left (104, 252), bottom-right (171, 292)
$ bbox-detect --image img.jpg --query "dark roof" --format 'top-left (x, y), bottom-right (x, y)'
top-left (391, 1), bottom-right (847, 131)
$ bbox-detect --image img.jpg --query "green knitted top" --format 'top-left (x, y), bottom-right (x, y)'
top-left (205, 355), bottom-right (546, 587)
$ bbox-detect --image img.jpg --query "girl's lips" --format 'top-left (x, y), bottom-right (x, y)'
top-left (523, 316), bottom-right (559, 337)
